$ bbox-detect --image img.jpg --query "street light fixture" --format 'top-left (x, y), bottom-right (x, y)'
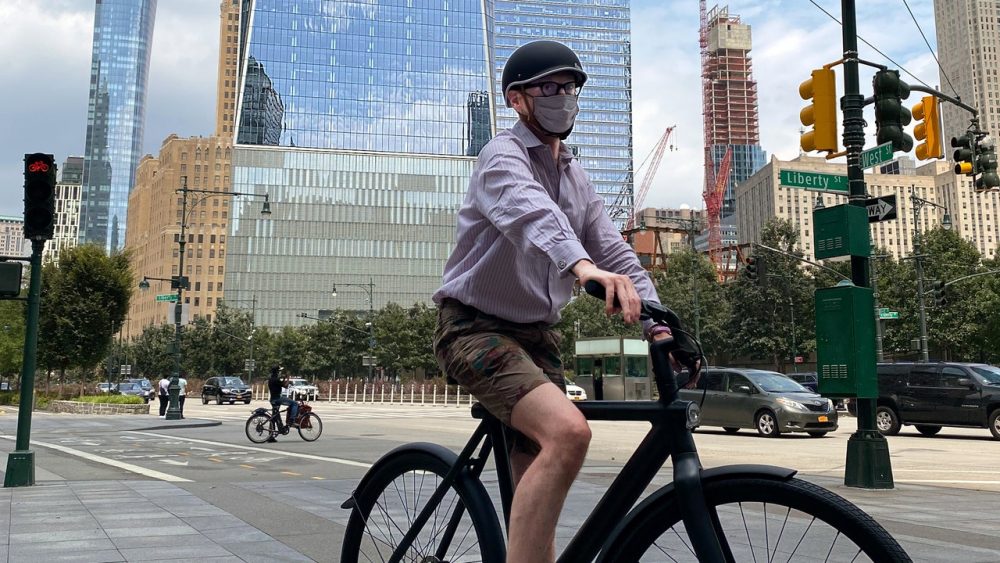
top-left (331, 277), bottom-right (376, 380)
top-left (141, 176), bottom-right (272, 420)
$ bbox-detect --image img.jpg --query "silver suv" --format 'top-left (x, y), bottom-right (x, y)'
top-left (281, 378), bottom-right (319, 401)
top-left (679, 368), bottom-right (838, 437)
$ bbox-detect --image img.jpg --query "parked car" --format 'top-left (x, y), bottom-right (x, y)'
top-left (123, 378), bottom-right (155, 403)
top-left (116, 382), bottom-right (145, 399)
top-left (679, 368), bottom-right (838, 437)
top-left (97, 382), bottom-right (116, 393)
top-left (787, 372), bottom-right (818, 392)
top-left (281, 378), bottom-right (319, 401)
top-left (868, 362), bottom-right (1000, 439)
top-left (565, 383), bottom-right (588, 401)
top-left (202, 376), bottom-right (252, 405)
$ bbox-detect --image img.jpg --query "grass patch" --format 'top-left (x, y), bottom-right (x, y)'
top-left (71, 395), bottom-right (145, 405)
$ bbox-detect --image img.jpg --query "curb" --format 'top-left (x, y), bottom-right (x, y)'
top-left (130, 420), bottom-right (223, 431)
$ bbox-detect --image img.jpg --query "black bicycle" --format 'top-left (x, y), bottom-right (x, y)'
top-left (339, 282), bottom-right (910, 562)
top-left (245, 401), bottom-right (323, 443)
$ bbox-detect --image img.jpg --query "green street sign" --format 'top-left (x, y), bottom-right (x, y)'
top-left (779, 170), bottom-right (848, 192)
top-left (878, 307), bottom-right (890, 314)
top-left (879, 311), bottom-right (899, 320)
top-left (155, 293), bottom-right (178, 302)
top-left (860, 142), bottom-right (894, 169)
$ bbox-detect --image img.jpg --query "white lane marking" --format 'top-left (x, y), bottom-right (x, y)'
top-left (0, 436), bottom-right (190, 482)
top-left (160, 459), bottom-right (190, 467)
top-left (895, 479), bottom-right (1000, 484)
top-left (128, 431), bottom-right (372, 468)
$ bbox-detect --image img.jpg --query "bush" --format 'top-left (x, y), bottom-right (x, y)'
top-left (71, 395), bottom-right (144, 405)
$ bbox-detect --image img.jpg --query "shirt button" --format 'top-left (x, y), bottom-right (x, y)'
top-left (558, 260), bottom-right (567, 269)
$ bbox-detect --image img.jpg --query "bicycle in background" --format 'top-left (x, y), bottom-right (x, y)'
top-left (245, 400), bottom-right (323, 443)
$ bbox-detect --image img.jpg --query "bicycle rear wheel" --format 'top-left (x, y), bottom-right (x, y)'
top-left (340, 448), bottom-right (504, 563)
top-left (608, 477), bottom-right (910, 562)
top-left (245, 413), bottom-right (275, 444)
top-left (297, 413), bottom-right (322, 441)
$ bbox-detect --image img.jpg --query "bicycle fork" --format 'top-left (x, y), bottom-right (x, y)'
top-left (670, 432), bottom-right (730, 563)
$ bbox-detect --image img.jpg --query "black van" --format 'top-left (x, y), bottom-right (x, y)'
top-left (871, 362), bottom-right (1000, 439)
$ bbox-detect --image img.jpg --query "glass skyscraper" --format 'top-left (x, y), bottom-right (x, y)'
top-left (225, 0), bottom-right (495, 327)
top-left (80, 0), bottom-right (157, 251)
top-left (492, 0), bottom-right (633, 225)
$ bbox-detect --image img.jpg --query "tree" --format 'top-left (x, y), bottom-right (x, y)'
top-left (651, 249), bottom-right (730, 362)
top-left (37, 244), bottom-right (133, 387)
top-left (0, 299), bottom-right (25, 386)
top-left (727, 219), bottom-right (814, 371)
top-left (131, 325), bottom-right (175, 380)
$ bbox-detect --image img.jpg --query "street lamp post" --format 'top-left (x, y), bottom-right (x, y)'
top-left (139, 176), bottom-right (271, 420)
top-left (909, 187), bottom-right (952, 363)
top-left (332, 277), bottom-right (375, 380)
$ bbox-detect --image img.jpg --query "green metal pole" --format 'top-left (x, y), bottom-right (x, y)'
top-left (5, 239), bottom-right (45, 487)
top-left (841, 0), bottom-right (894, 489)
top-left (165, 178), bottom-right (187, 420)
top-left (912, 192), bottom-right (930, 363)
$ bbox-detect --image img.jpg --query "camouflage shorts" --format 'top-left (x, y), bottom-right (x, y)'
top-left (434, 299), bottom-right (565, 453)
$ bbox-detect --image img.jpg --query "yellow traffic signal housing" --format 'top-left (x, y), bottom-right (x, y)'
top-left (912, 95), bottom-right (943, 160)
top-left (799, 68), bottom-right (838, 153)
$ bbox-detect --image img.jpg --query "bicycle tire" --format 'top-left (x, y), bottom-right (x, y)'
top-left (606, 477), bottom-right (910, 562)
top-left (340, 448), bottom-right (505, 563)
top-left (245, 413), bottom-right (274, 444)
top-left (297, 413), bottom-right (322, 441)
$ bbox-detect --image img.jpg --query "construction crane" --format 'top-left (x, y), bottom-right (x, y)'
top-left (616, 125), bottom-right (676, 231)
top-left (703, 146), bottom-right (732, 266)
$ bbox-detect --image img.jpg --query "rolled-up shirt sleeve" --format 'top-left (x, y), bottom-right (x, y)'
top-left (472, 140), bottom-right (592, 277)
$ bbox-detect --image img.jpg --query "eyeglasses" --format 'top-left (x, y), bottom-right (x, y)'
top-left (523, 80), bottom-right (580, 97)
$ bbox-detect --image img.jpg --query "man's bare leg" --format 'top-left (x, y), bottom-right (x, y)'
top-left (506, 383), bottom-right (591, 563)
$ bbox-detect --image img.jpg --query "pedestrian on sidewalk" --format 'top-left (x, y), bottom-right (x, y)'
top-left (178, 375), bottom-right (188, 418)
top-left (158, 376), bottom-right (170, 417)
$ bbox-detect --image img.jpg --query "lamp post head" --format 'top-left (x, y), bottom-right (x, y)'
top-left (331, 285), bottom-right (338, 297)
top-left (941, 213), bottom-right (953, 231)
top-left (261, 195), bottom-right (272, 216)
top-left (138, 277), bottom-right (150, 291)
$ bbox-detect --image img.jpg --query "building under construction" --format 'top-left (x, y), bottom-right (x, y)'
top-left (701, 3), bottom-right (766, 222)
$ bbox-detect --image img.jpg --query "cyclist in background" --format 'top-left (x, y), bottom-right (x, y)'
top-left (432, 40), bottom-right (694, 563)
top-left (267, 365), bottom-right (298, 439)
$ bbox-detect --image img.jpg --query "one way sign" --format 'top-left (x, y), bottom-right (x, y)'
top-left (865, 195), bottom-right (897, 223)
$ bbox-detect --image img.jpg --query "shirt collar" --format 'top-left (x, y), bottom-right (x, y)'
top-left (512, 120), bottom-right (575, 164)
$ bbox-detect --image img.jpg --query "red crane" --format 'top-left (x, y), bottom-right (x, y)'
top-left (703, 146), bottom-right (732, 265)
top-left (625, 125), bottom-right (677, 231)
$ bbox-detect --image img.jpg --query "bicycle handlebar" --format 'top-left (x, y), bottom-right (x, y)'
top-left (581, 280), bottom-right (704, 403)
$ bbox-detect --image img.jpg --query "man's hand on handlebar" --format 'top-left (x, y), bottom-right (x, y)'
top-left (651, 331), bottom-right (703, 389)
top-left (572, 260), bottom-right (642, 324)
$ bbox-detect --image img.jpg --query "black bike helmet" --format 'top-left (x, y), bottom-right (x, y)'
top-left (502, 40), bottom-right (588, 107)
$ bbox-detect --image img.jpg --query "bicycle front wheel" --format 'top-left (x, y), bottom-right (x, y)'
top-left (245, 413), bottom-right (275, 444)
top-left (297, 413), bottom-right (322, 441)
top-left (340, 448), bottom-right (504, 563)
top-left (610, 477), bottom-right (910, 562)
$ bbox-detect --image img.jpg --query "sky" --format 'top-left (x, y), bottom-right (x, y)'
top-left (0, 0), bottom-right (940, 218)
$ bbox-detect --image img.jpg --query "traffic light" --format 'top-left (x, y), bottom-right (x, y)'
top-left (745, 256), bottom-right (766, 284)
top-left (872, 69), bottom-right (913, 153)
top-left (745, 257), bottom-right (758, 281)
top-left (929, 280), bottom-right (947, 307)
top-left (976, 144), bottom-right (1000, 192)
top-left (799, 68), bottom-right (838, 153)
top-left (912, 95), bottom-right (943, 161)
top-left (23, 153), bottom-right (56, 241)
top-left (952, 133), bottom-right (977, 176)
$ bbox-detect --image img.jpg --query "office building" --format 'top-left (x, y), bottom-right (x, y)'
top-left (701, 4), bottom-right (766, 220)
top-left (933, 0), bottom-right (1000, 144)
top-left (733, 156), bottom-right (1000, 263)
top-left (224, 0), bottom-right (495, 328)
top-left (44, 157), bottom-right (85, 264)
top-left (79, 0), bottom-right (157, 252)
top-left (492, 0), bottom-right (634, 224)
top-left (125, 1), bottom-right (242, 336)
top-left (630, 207), bottom-right (706, 271)
top-left (0, 217), bottom-right (27, 256)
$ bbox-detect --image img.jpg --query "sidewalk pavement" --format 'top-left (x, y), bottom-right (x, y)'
top-left (0, 419), bottom-right (997, 561)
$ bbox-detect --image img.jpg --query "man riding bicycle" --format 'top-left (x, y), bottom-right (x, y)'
top-left (432, 40), bottom-right (698, 563)
top-left (268, 365), bottom-right (299, 441)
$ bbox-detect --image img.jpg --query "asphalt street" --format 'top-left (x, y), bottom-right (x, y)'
top-left (0, 400), bottom-right (996, 561)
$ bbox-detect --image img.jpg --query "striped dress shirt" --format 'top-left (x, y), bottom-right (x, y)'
top-left (433, 121), bottom-right (660, 336)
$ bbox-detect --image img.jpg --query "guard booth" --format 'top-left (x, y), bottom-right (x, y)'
top-left (574, 337), bottom-right (651, 400)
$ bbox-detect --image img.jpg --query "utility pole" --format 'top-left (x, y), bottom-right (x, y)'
top-left (912, 193), bottom-right (929, 363)
top-left (841, 0), bottom-right (893, 489)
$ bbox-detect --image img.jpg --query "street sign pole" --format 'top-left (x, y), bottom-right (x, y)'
top-left (4, 239), bottom-right (45, 487)
top-left (841, 0), bottom-right (893, 489)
